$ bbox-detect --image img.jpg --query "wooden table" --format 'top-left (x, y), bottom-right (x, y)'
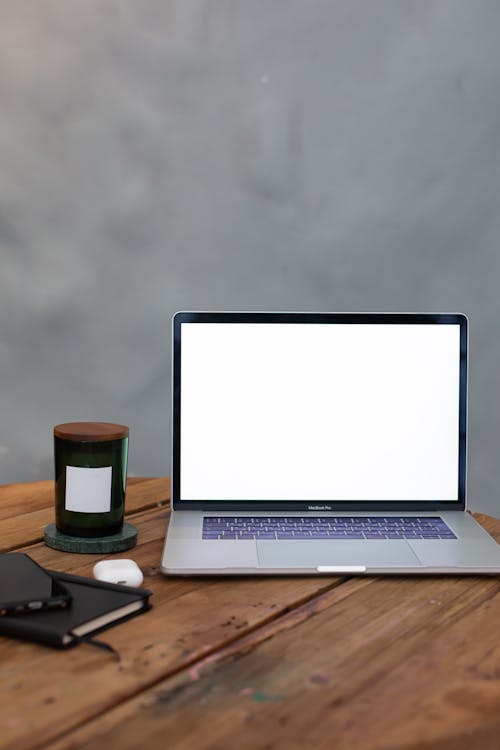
top-left (1, 478), bottom-right (499, 750)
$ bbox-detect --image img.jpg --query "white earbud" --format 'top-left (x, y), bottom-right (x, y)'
top-left (93, 559), bottom-right (144, 587)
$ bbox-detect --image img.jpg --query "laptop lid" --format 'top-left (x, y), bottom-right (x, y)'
top-left (172, 312), bottom-right (467, 512)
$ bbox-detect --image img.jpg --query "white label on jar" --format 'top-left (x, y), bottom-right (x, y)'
top-left (65, 465), bottom-right (113, 513)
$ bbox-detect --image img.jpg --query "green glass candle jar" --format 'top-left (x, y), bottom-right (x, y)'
top-left (54, 422), bottom-right (129, 537)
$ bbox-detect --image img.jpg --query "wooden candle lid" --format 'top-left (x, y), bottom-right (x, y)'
top-left (54, 422), bottom-right (129, 442)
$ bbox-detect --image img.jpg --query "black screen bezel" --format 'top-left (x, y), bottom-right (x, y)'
top-left (172, 311), bottom-right (467, 511)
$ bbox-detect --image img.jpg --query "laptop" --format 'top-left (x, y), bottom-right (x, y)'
top-left (161, 311), bottom-right (500, 575)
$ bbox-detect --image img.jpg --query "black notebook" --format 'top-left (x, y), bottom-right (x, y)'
top-left (0, 569), bottom-right (152, 648)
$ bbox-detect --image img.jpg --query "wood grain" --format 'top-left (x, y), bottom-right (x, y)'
top-left (0, 478), bottom-right (498, 750)
top-left (0, 477), bottom-right (170, 552)
top-left (43, 574), bottom-right (500, 750)
top-left (0, 501), bottom-right (354, 750)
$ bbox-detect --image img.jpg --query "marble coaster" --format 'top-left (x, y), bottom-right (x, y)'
top-left (44, 523), bottom-right (138, 554)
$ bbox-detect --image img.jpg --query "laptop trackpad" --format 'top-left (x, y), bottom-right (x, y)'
top-left (257, 540), bottom-right (420, 568)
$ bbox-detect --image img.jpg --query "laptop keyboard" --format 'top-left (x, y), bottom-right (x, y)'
top-left (202, 516), bottom-right (457, 540)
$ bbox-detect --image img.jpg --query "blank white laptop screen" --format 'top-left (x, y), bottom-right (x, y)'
top-left (180, 323), bottom-right (460, 501)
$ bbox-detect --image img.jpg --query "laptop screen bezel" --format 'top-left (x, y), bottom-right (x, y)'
top-left (171, 311), bottom-right (467, 511)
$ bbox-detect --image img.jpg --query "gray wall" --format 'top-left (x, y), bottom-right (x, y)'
top-left (1, 1), bottom-right (499, 515)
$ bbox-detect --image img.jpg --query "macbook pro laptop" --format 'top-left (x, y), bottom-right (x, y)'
top-left (161, 312), bottom-right (500, 575)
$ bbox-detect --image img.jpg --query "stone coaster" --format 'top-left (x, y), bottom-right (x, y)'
top-left (44, 523), bottom-right (138, 554)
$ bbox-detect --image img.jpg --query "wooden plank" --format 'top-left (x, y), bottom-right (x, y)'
top-left (0, 477), bottom-right (498, 750)
top-left (42, 573), bottom-right (500, 750)
top-left (0, 481), bottom-right (54, 519)
top-left (0, 477), bottom-right (170, 552)
top-left (0, 506), bottom-right (358, 750)
top-left (0, 478), bottom-right (494, 553)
